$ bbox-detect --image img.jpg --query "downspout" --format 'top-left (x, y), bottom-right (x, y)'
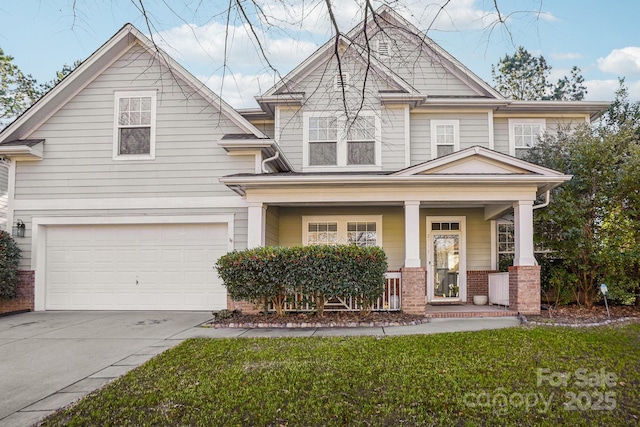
top-left (261, 150), bottom-right (280, 173)
top-left (532, 190), bottom-right (550, 210)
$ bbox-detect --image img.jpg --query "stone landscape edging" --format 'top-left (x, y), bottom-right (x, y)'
top-left (519, 315), bottom-right (640, 328)
top-left (205, 318), bottom-right (431, 329)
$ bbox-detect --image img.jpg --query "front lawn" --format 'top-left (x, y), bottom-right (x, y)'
top-left (42, 324), bottom-right (639, 426)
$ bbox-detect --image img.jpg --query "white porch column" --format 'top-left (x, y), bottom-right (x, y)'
top-left (513, 200), bottom-right (536, 266)
top-left (404, 200), bottom-right (421, 267)
top-left (247, 202), bottom-right (266, 248)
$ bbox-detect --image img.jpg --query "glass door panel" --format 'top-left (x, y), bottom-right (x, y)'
top-left (433, 234), bottom-right (460, 298)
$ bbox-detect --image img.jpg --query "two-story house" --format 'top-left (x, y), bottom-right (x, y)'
top-left (0, 7), bottom-right (608, 315)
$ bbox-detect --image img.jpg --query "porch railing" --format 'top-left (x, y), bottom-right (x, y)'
top-left (488, 272), bottom-right (509, 307)
top-left (269, 271), bottom-right (402, 312)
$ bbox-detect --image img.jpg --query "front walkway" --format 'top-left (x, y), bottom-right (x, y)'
top-left (0, 311), bottom-right (520, 427)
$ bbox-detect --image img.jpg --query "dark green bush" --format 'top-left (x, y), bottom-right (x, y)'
top-left (0, 230), bottom-right (21, 300)
top-left (215, 245), bottom-right (387, 316)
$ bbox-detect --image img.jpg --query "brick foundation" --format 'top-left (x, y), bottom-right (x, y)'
top-left (226, 294), bottom-right (261, 314)
top-left (0, 270), bottom-right (35, 315)
top-left (508, 265), bottom-right (541, 315)
top-left (400, 267), bottom-right (426, 315)
top-left (466, 270), bottom-right (497, 302)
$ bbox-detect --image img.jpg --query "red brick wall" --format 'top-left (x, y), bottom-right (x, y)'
top-left (226, 295), bottom-right (261, 314)
top-left (400, 267), bottom-right (426, 315)
top-left (0, 270), bottom-right (34, 315)
top-left (508, 266), bottom-right (541, 315)
top-left (466, 270), bottom-right (496, 301)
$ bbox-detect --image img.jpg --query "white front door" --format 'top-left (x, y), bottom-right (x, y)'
top-left (426, 216), bottom-right (466, 302)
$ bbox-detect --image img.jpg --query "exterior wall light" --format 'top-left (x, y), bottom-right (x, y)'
top-left (12, 219), bottom-right (25, 238)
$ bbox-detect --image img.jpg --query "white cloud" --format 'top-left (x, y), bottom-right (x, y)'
top-left (199, 72), bottom-right (276, 108)
top-left (583, 79), bottom-right (640, 102)
top-left (597, 47), bottom-right (640, 76)
top-left (154, 21), bottom-right (318, 73)
top-left (550, 52), bottom-right (583, 61)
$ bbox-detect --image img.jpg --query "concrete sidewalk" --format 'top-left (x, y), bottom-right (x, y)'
top-left (0, 312), bottom-right (520, 427)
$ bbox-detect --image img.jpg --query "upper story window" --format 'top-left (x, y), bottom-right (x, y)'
top-left (303, 216), bottom-right (382, 247)
top-left (508, 118), bottom-right (545, 158)
top-left (308, 116), bottom-right (338, 166)
top-left (430, 120), bottom-right (460, 159)
top-left (113, 90), bottom-right (156, 160)
top-left (303, 111), bottom-right (381, 171)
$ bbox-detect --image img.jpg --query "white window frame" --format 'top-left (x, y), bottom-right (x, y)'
top-left (508, 118), bottom-right (545, 156)
top-left (303, 111), bottom-right (382, 171)
top-left (430, 119), bottom-right (460, 160)
top-left (302, 215), bottom-right (383, 247)
top-left (113, 90), bottom-right (157, 161)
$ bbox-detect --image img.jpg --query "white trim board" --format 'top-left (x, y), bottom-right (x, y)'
top-left (14, 196), bottom-right (247, 211)
top-left (31, 214), bottom-right (235, 311)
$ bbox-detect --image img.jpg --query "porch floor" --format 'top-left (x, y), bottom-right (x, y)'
top-left (425, 303), bottom-right (518, 318)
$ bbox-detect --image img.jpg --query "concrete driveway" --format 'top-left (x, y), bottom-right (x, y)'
top-left (0, 311), bottom-right (212, 427)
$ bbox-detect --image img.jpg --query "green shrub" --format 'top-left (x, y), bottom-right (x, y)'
top-left (215, 245), bottom-right (388, 316)
top-left (0, 230), bottom-right (21, 300)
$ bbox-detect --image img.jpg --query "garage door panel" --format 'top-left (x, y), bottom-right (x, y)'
top-left (45, 223), bottom-right (228, 310)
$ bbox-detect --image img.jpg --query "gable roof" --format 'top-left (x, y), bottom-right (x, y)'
top-left (0, 24), bottom-right (267, 144)
top-left (258, 5), bottom-right (504, 103)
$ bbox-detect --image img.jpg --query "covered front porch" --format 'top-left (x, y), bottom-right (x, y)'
top-left (222, 147), bottom-right (570, 316)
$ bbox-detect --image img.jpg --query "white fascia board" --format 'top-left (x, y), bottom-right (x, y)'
top-left (496, 101), bottom-right (610, 120)
top-left (221, 174), bottom-right (572, 187)
top-left (393, 146), bottom-right (568, 177)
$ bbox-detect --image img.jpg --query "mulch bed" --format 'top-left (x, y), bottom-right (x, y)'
top-left (203, 310), bottom-right (428, 328)
top-left (203, 305), bottom-right (640, 329)
top-left (524, 304), bottom-right (640, 326)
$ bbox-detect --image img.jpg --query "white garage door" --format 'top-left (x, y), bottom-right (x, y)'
top-left (45, 223), bottom-right (228, 310)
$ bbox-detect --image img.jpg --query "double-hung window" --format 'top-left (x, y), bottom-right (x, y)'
top-left (308, 116), bottom-right (338, 166)
top-left (303, 111), bottom-right (380, 170)
top-left (347, 115), bottom-right (376, 165)
top-left (430, 120), bottom-right (460, 159)
top-left (113, 91), bottom-right (156, 160)
top-left (508, 118), bottom-right (545, 157)
top-left (303, 216), bottom-right (382, 247)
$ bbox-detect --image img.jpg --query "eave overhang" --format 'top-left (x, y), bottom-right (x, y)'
top-left (218, 139), bottom-right (293, 172)
top-left (0, 139), bottom-right (44, 161)
top-left (495, 101), bottom-right (611, 121)
top-left (220, 173), bottom-right (571, 197)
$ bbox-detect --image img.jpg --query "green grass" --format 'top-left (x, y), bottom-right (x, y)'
top-left (43, 324), bottom-right (640, 427)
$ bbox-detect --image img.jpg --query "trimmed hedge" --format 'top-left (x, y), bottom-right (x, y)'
top-left (215, 245), bottom-right (388, 316)
top-left (0, 230), bottom-right (21, 300)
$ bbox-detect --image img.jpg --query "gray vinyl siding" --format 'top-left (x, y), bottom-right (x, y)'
top-left (13, 207), bottom-right (248, 270)
top-left (410, 113), bottom-right (491, 164)
top-left (493, 118), bottom-right (509, 155)
top-left (18, 43), bottom-right (254, 200)
top-left (276, 106), bottom-right (303, 170)
top-left (381, 106), bottom-right (406, 170)
top-left (366, 29), bottom-right (483, 97)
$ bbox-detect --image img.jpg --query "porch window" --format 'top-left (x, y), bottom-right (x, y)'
top-left (113, 91), bottom-right (156, 160)
top-left (497, 222), bottom-right (515, 268)
top-left (303, 216), bottom-right (382, 247)
top-left (430, 120), bottom-right (460, 159)
top-left (508, 118), bottom-right (545, 157)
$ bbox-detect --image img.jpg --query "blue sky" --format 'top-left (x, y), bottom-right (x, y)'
top-left (1, 0), bottom-right (639, 108)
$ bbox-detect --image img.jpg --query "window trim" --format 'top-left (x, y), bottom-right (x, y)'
top-left (302, 215), bottom-right (383, 247)
top-left (113, 90), bottom-right (157, 161)
top-left (302, 111), bottom-right (382, 171)
top-left (508, 118), bottom-right (545, 156)
top-left (430, 119), bottom-right (460, 159)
